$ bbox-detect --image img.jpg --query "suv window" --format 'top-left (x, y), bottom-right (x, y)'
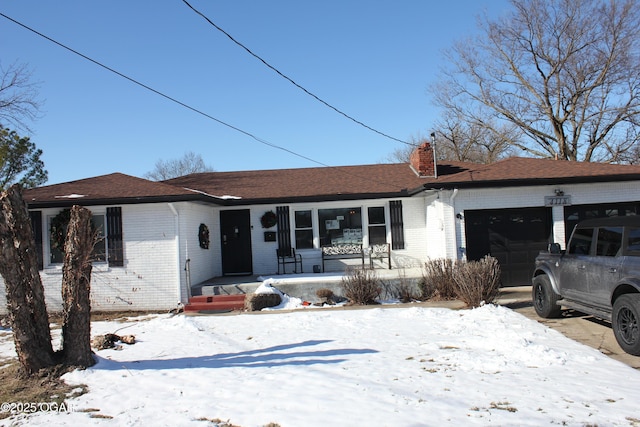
top-left (568, 227), bottom-right (594, 255)
top-left (596, 226), bottom-right (623, 257)
top-left (628, 227), bottom-right (640, 255)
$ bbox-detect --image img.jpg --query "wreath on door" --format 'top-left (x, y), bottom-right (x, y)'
top-left (198, 223), bottom-right (210, 249)
top-left (260, 210), bottom-right (277, 229)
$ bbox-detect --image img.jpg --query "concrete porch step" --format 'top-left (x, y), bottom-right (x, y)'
top-left (184, 294), bottom-right (246, 312)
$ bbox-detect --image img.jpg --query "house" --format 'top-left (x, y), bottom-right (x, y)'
top-left (1, 142), bottom-right (640, 314)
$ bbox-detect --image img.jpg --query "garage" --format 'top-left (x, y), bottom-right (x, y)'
top-left (464, 207), bottom-right (552, 287)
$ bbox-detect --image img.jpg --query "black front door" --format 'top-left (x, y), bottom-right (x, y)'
top-left (220, 209), bottom-right (253, 275)
top-left (465, 207), bottom-right (552, 287)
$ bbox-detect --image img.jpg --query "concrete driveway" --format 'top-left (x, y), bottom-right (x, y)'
top-left (498, 286), bottom-right (640, 370)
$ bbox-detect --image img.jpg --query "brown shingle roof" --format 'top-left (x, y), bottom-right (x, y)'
top-left (164, 163), bottom-right (427, 202)
top-left (24, 173), bottom-right (199, 207)
top-left (430, 157), bottom-right (640, 188)
top-left (22, 158), bottom-right (640, 208)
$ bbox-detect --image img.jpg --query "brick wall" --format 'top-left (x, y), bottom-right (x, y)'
top-left (409, 142), bottom-right (435, 177)
top-left (0, 203), bottom-right (181, 314)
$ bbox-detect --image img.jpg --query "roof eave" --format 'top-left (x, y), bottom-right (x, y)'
top-left (419, 174), bottom-right (640, 191)
top-left (217, 191), bottom-right (413, 206)
top-left (26, 193), bottom-right (218, 209)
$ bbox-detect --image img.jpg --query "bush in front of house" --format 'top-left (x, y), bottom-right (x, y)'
top-left (452, 256), bottom-right (501, 308)
top-left (380, 269), bottom-right (420, 303)
top-left (419, 258), bottom-right (459, 300)
top-left (245, 293), bottom-right (282, 311)
top-left (340, 267), bottom-right (381, 305)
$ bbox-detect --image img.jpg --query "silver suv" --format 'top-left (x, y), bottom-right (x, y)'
top-left (532, 216), bottom-right (640, 355)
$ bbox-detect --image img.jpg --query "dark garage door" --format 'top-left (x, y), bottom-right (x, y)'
top-left (465, 207), bottom-right (552, 287)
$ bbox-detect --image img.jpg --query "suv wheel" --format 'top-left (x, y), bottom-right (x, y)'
top-left (532, 274), bottom-right (562, 318)
top-left (612, 294), bottom-right (640, 356)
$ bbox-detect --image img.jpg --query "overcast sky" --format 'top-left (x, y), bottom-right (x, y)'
top-left (1, 1), bottom-right (509, 185)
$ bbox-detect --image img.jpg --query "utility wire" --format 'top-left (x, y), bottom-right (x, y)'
top-left (0, 13), bottom-right (418, 190)
top-left (181, 0), bottom-right (416, 147)
top-left (0, 12), bottom-right (330, 168)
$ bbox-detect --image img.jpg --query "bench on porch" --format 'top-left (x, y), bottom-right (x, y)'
top-left (321, 244), bottom-right (364, 272)
top-left (368, 243), bottom-right (391, 269)
top-left (276, 248), bottom-right (303, 274)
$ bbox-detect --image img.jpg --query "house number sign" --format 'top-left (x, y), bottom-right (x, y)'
top-left (544, 195), bottom-right (572, 206)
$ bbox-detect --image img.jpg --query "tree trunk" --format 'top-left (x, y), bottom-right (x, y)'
top-left (60, 205), bottom-right (95, 367)
top-left (0, 185), bottom-right (55, 375)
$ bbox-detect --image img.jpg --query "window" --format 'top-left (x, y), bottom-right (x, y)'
top-left (368, 207), bottom-right (387, 245)
top-left (294, 210), bottom-right (313, 249)
top-left (596, 226), bottom-right (623, 257)
top-left (318, 207), bottom-right (362, 246)
top-left (568, 227), bottom-right (594, 255)
top-left (627, 227), bottom-right (640, 255)
top-left (47, 207), bottom-right (124, 267)
top-left (49, 213), bottom-right (106, 264)
top-left (92, 215), bottom-right (107, 262)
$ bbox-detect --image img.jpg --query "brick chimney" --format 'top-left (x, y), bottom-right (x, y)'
top-left (409, 141), bottom-right (436, 177)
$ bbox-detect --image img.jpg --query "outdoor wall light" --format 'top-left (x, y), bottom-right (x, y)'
top-left (554, 189), bottom-right (565, 196)
top-left (456, 213), bottom-right (464, 220)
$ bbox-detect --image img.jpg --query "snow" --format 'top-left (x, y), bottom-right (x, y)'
top-left (1, 303), bottom-right (640, 426)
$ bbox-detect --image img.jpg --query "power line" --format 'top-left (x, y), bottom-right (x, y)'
top-left (0, 12), bottom-right (331, 168)
top-left (0, 12), bottom-right (418, 190)
top-left (181, 0), bottom-right (416, 147)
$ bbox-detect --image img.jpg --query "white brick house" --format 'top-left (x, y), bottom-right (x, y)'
top-left (2, 142), bottom-right (640, 313)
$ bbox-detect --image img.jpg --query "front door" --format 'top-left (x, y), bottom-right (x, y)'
top-left (220, 209), bottom-right (253, 275)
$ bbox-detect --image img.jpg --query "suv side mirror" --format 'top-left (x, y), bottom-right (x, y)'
top-left (548, 242), bottom-right (562, 254)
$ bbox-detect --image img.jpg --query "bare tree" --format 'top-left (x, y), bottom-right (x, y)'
top-left (60, 206), bottom-right (96, 368)
top-left (0, 185), bottom-right (55, 375)
top-left (433, 110), bottom-right (517, 164)
top-left (144, 151), bottom-right (214, 181)
top-left (0, 61), bottom-right (42, 132)
top-left (380, 135), bottom-right (423, 163)
top-left (0, 186), bottom-right (97, 375)
top-left (431, 0), bottom-right (640, 162)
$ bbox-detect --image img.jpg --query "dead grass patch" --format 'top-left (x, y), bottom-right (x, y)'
top-left (0, 361), bottom-right (88, 420)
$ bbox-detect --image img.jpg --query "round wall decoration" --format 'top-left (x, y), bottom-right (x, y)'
top-left (260, 210), bottom-right (277, 229)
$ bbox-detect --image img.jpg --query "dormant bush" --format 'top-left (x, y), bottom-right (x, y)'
top-left (452, 256), bottom-right (501, 308)
top-left (340, 267), bottom-right (381, 305)
top-left (420, 258), bottom-right (458, 300)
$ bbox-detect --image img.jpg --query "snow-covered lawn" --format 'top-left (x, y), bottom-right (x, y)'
top-left (1, 304), bottom-right (640, 426)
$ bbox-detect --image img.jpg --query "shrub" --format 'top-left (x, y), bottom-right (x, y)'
top-left (420, 258), bottom-right (458, 300)
top-left (340, 267), bottom-right (381, 305)
top-left (316, 288), bottom-right (334, 300)
top-left (452, 256), bottom-right (501, 308)
top-left (381, 269), bottom-right (419, 303)
top-left (245, 293), bottom-right (282, 311)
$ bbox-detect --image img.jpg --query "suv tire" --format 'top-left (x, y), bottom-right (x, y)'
top-left (532, 274), bottom-right (562, 318)
top-left (612, 294), bottom-right (640, 356)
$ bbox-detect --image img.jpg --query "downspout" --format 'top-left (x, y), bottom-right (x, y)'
top-left (168, 203), bottom-right (185, 304)
top-left (449, 188), bottom-right (459, 260)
